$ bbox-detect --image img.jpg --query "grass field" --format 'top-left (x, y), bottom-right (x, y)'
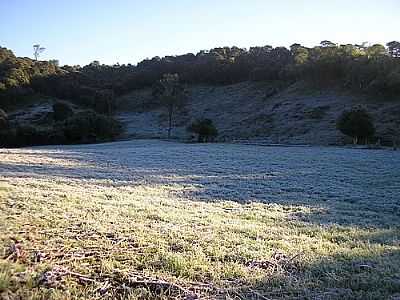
top-left (1, 140), bottom-right (399, 299)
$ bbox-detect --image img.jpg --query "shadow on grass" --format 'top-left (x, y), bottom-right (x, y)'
top-left (1, 141), bottom-right (400, 229)
top-left (1, 143), bottom-right (400, 299)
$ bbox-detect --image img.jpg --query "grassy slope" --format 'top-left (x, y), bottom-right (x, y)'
top-left (0, 141), bottom-right (399, 299)
top-left (116, 82), bottom-right (400, 145)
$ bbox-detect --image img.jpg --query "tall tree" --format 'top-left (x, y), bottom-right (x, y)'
top-left (33, 44), bottom-right (46, 61)
top-left (153, 74), bottom-right (187, 139)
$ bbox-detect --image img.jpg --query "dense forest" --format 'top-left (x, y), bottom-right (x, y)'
top-left (0, 41), bottom-right (399, 146)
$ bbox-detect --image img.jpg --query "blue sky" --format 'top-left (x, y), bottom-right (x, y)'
top-left (0, 0), bottom-right (398, 66)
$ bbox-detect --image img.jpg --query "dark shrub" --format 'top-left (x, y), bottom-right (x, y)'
top-left (3, 125), bottom-right (53, 147)
top-left (62, 110), bottom-right (121, 143)
top-left (15, 125), bottom-right (38, 146)
top-left (337, 108), bottom-right (375, 144)
top-left (53, 101), bottom-right (74, 122)
top-left (0, 110), bottom-right (121, 147)
top-left (187, 118), bottom-right (218, 142)
top-left (0, 128), bottom-right (15, 147)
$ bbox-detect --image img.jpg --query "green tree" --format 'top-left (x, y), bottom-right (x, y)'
top-left (63, 111), bottom-right (121, 143)
top-left (366, 44), bottom-right (387, 58)
top-left (290, 43), bottom-right (309, 65)
top-left (337, 108), bottom-right (375, 144)
top-left (339, 44), bottom-right (363, 58)
top-left (153, 74), bottom-right (187, 139)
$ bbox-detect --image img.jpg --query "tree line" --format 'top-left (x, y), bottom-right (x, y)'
top-left (0, 41), bottom-right (399, 147)
top-left (1, 40), bottom-right (400, 110)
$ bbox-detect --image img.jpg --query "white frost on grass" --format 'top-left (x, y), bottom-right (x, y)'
top-left (1, 140), bottom-right (399, 227)
top-left (115, 82), bottom-right (400, 145)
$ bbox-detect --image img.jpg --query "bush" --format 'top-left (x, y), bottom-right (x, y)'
top-left (53, 101), bottom-right (74, 122)
top-left (0, 128), bottom-right (15, 147)
top-left (337, 108), bottom-right (375, 144)
top-left (16, 125), bottom-right (54, 146)
top-left (62, 110), bottom-right (121, 143)
top-left (187, 118), bottom-right (218, 142)
top-left (0, 110), bottom-right (121, 148)
top-left (0, 125), bottom-right (54, 147)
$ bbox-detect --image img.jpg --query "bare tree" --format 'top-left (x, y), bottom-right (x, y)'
top-left (33, 44), bottom-right (46, 61)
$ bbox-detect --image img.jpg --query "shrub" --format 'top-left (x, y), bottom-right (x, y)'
top-left (187, 118), bottom-right (218, 142)
top-left (0, 125), bottom-right (53, 147)
top-left (337, 108), bottom-right (375, 144)
top-left (0, 111), bottom-right (121, 148)
top-left (62, 110), bottom-right (121, 143)
top-left (53, 101), bottom-right (74, 122)
top-left (0, 128), bottom-right (15, 147)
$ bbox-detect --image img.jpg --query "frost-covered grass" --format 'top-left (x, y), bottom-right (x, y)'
top-left (0, 140), bottom-right (399, 299)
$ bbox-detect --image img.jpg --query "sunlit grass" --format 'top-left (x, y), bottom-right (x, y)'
top-left (1, 142), bottom-right (399, 299)
top-left (1, 176), bottom-right (399, 299)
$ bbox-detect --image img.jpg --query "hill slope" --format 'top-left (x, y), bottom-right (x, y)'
top-left (116, 82), bottom-right (400, 145)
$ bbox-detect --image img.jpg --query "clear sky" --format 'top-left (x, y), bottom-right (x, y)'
top-left (0, 0), bottom-right (398, 66)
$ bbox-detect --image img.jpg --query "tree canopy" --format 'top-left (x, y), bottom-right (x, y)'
top-left (337, 108), bottom-right (376, 144)
top-left (1, 40), bottom-right (400, 112)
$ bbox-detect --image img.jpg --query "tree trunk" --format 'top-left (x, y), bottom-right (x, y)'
top-left (167, 105), bottom-right (173, 139)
